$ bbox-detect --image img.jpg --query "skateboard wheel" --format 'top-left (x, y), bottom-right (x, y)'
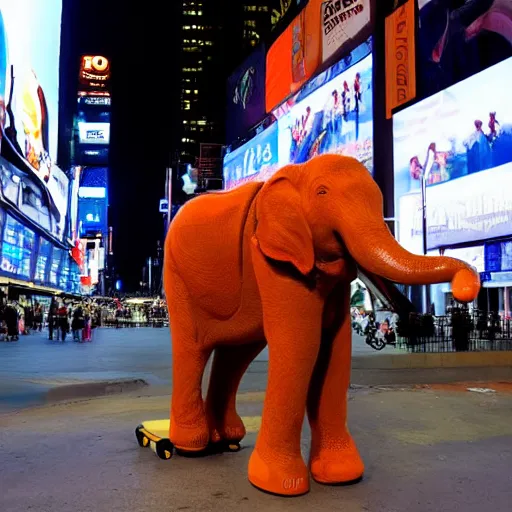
top-left (135, 426), bottom-right (148, 448)
top-left (227, 442), bottom-right (241, 452)
top-left (152, 439), bottom-right (174, 460)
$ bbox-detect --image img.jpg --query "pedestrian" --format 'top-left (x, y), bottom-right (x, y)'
top-left (82, 306), bottom-right (92, 342)
top-left (72, 304), bottom-right (84, 342)
top-left (5, 303), bottom-right (19, 341)
top-left (34, 302), bottom-right (43, 332)
top-left (48, 298), bottom-right (57, 340)
top-left (57, 302), bottom-right (69, 342)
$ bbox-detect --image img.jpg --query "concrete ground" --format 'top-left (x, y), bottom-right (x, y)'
top-left (1, 385), bottom-right (511, 512)
top-left (2, 328), bottom-right (512, 413)
top-left (0, 327), bottom-right (387, 413)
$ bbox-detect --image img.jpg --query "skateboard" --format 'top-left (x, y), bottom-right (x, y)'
top-left (135, 419), bottom-right (242, 460)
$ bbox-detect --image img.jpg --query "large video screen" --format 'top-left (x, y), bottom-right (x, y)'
top-left (394, 57), bottom-right (512, 253)
top-left (34, 237), bottom-right (52, 283)
top-left (417, 0), bottom-right (512, 99)
top-left (0, 214), bottom-right (36, 278)
top-left (226, 44), bottom-right (266, 145)
top-left (223, 123), bottom-right (280, 190)
top-left (78, 194), bottom-right (108, 237)
top-left (0, 0), bottom-right (63, 169)
top-left (223, 40), bottom-right (373, 190)
top-left (278, 51), bottom-right (373, 172)
top-left (266, 0), bottom-right (373, 112)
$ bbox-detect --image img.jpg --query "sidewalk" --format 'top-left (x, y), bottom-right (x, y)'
top-left (1, 385), bottom-right (511, 511)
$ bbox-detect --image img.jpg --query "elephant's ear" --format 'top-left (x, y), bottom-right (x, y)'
top-left (254, 176), bottom-right (315, 275)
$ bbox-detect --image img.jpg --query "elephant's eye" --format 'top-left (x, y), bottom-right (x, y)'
top-left (317, 187), bottom-right (328, 195)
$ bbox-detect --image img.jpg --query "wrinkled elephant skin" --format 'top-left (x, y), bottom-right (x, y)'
top-left (164, 154), bottom-right (480, 496)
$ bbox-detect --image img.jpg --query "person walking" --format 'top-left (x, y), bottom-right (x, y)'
top-left (82, 306), bottom-right (92, 342)
top-left (57, 302), bottom-right (69, 342)
top-left (71, 304), bottom-right (84, 342)
top-left (48, 298), bottom-right (57, 340)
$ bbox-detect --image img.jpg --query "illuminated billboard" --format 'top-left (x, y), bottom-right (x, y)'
top-left (277, 49), bottom-right (373, 172)
top-left (0, 0), bottom-right (62, 170)
top-left (393, 57), bottom-right (512, 253)
top-left (226, 44), bottom-right (266, 144)
top-left (79, 55), bottom-right (111, 94)
top-left (224, 38), bottom-right (373, 190)
top-left (0, 213), bottom-right (36, 279)
top-left (266, 0), bottom-right (373, 112)
top-left (78, 122), bottom-right (110, 145)
top-left (223, 122), bottom-right (280, 190)
top-left (417, 0), bottom-right (512, 100)
top-left (78, 167), bottom-right (108, 238)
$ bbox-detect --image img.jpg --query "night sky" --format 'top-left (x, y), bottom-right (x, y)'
top-left (68, 1), bottom-right (180, 292)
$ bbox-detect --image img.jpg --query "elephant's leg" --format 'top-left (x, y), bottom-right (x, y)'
top-left (307, 282), bottom-right (364, 484)
top-left (166, 268), bottom-right (211, 452)
top-left (248, 246), bottom-right (323, 496)
top-left (205, 341), bottom-right (266, 443)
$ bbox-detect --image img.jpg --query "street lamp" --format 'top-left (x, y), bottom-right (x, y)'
top-left (420, 142), bottom-right (436, 313)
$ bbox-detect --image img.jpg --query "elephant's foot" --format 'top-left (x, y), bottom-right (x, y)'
top-left (207, 409), bottom-right (246, 444)
top-left (309, 434), bottom-right (364, 485)
top-left (169, 416), bottom-right (209, 452)
top-left (248, 447), bottom-right (310, 497)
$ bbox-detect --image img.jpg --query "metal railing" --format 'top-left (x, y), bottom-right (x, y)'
top-left (396, 310), bottom-right (512, 353)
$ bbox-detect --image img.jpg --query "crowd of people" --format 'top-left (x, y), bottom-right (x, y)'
top-left (0, 295), bottom-right (169, 341)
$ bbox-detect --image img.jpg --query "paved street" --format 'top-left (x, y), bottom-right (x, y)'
top-left (1, 385), bottom-right (511, 512)
top-left (0, 327), bottom-right (385, 413)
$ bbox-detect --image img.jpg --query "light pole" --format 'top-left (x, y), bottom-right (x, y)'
top-left (421, 143), bottom-right (436, 313)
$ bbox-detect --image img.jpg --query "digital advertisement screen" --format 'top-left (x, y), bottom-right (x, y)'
top-left (484, 240), bottom-right (512, 274)
top-left (59, 255), bottom-right (70, 290)
top-left (226, 44), bottom-right (266, 145)
top-left (49, 246), bottom-right (62, 286)
top-left (417, 0), bottom-right (512, 99)
top-left (0, 214), bottom-right (35, 278)
top-left (266, 0), bottom-right (323, 112)
top-left (78, 197), bottom-right (108, 237)
top-left (78, 122), bottom-right (110, 145)
top-left (431, 245), bottom-right (486, 274)
top-left (0, 155), bottom-right (52, 233)
top-left (0, 0), bottom-right (63, 171)
top-left (394, 57), bottom-right (512, 253)
top-left (277, 51), bottom-right (373, 172)
top-left (34, 237), bottom-right (52, 283)
top-left (223, 122), bottom-right (280, 190)
top-left (266, 0), bottom-right (372, 112)
top-left (79, 55), bottom-right (111, 94)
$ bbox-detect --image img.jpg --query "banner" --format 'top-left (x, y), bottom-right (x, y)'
top-left (322, 0), bottom-right (371, 62)
top-left (385, 0), bottom-right (416, 119)
top-left (226, 45), bottom-right (266, 144)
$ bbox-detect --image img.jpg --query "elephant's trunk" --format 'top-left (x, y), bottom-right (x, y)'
top-left (337, 219), bottom-right (481, 303)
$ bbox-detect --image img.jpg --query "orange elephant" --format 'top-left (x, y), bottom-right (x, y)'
top-left (164, 154), bottom-right (480, 496)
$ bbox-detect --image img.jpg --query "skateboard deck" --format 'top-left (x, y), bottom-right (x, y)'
top-left (135, 419), bottom-right (241, 460)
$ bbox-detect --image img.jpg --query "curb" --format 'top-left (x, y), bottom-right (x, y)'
top-left (45, 378), bottom-right (149, 403)
top-left (352, 351), bottom-right (512, 369)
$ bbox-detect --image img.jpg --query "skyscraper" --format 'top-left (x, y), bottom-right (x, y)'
top-left (176, 1), bottom-right (273, 166)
